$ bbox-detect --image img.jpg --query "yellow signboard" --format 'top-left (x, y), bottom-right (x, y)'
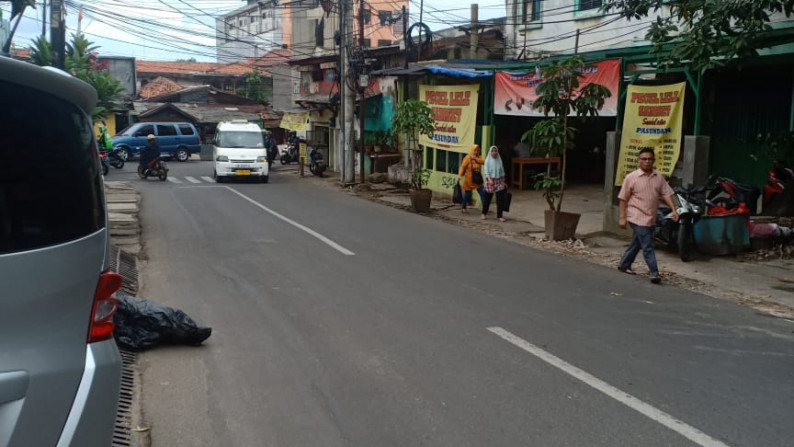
top-left (418, 84), bottom-right (479, 152)
top-left (280, 112), bottom-right (309, 131)
top-left (615, 82), bottom-right (686, 186)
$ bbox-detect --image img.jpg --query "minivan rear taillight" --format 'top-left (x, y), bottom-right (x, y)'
top-left (89, 271), bottom-right (122, 343)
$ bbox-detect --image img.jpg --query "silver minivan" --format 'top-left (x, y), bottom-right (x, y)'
top-left (0, 57), bottom-right (122, 446)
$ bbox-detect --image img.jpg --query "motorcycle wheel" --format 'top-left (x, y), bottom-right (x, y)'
top-left (678, 220), bottom-right (694, 262)
top-left (111, 159), bottom-right (124, 169)
top-left (137, 165), bottom-right (147, 179)
top-left (158, 169), bottom-right (168, 181)
top-left (280, 154), bottom-right (289, 165)
top-left (101, 162), bottom-right (109, 176)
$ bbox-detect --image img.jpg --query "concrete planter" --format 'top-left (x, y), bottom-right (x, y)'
top-left (544, 210), bottom-right (581, 241)
top-left (410, 189), bottom-right (432, 213)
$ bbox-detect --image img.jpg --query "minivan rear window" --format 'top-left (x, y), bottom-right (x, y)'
top-left (0, 82), bottom-right (105, 254)
top-left (178, 124), bottom-right (195, 136)
top-left (217, 131), bottom-right (264, 148)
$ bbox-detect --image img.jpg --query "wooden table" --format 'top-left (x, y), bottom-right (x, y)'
top-left (511, 157), bottom-right (562, 190)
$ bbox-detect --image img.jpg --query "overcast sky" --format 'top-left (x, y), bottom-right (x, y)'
top-left (2, 0), bottom-right (506, 62)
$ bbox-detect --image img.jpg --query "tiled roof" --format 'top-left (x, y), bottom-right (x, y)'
top-left (133, 102), bottom-right (282, 123)
top-left (136, 60), bottom-right (263, 76)
top-left (251, 49), bottom-right (292, 67)
top-left (139, 76), bottom-right (184, 100)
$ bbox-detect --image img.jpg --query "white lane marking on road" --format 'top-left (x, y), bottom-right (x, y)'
top-left (167, 177), bottom-right (182, 183)
top-left (487, 327), bottom-right (733, 447)
top-left (224, 186), bottom-right (355, 256)
top-left (185, 176), bottom-right (202, 184)
top-left (201, 176), bottom-right (216, 183)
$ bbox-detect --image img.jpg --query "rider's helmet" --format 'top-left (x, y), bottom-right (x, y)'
top-left (147, 134), bottom-right (155, 140)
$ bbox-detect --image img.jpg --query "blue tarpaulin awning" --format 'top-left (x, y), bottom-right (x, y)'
top-left (423, 66), bottom-right (492, 78)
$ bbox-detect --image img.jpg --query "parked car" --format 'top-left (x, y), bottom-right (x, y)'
top-left (0, 56), bottom-right (122, 447)
top-left (112, 121), bottom-right (201, 162)
top-left (213, 120), bottom-right (269, 183)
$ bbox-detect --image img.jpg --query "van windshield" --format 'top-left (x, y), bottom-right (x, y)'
top-left (218, 131), bottom-right (264, 148)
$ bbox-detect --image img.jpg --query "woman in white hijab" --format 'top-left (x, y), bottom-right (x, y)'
top-left (482, 145), bottom-right (508, 221)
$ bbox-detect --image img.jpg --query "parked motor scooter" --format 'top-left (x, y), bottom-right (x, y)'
top-left (707, 175), bottom-right (761, 215)
top-left (762, 161), bottom-right (794, 215)
top-left (308, 147), bottom-right (326, 177)
top-left (654, 184), bottom-right (705, 262)
top-left (109, 147), bottom-right (125, 169)
top-left (137, 157), bottom-right (169, 181)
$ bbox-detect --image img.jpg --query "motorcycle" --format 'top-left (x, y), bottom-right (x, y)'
top-left (99, 149), bottom-right (110, 176)
top-left (280, 142), bottom-right (300, 165)
top-left (308, 147), bottom-right (326, 177)
top-left (109, 147), bottom-right (125, 169)
top-left (707, 175), bottom-right (761, 215)
top-left (762, 161), bottom-right (794, 216)
top-left (137, 157), bottom-right (169, 181)
top-left (654, 184), bottom-right (705, 262)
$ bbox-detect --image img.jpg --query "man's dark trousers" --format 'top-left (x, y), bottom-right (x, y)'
top-left (619, 223), bottom-right (659, 276)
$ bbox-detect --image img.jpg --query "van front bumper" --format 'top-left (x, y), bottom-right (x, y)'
top-left (215, 161), bottom-right (269, 177)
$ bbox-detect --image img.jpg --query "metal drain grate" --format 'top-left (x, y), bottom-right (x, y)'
top-left (110, 245), bottom-right (139, 296)
top-left (111, 350), bottom-right (137, 447)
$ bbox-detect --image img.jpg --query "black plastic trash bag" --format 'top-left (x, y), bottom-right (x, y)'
top-left (114, 293), bottom-right (212, 351)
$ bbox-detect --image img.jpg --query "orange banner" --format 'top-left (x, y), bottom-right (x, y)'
top-left (494, 59), bottom-right (620, 117)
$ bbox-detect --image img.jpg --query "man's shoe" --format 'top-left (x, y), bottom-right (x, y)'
top-left (650, 276), bottom-right (662, 284)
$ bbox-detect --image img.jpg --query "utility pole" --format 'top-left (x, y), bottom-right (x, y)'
top-left (343, 0), bottom-right (355, 184)
top-left (42, 0), bottom-right (47, 38)
top-left (469, 4), bottom-right (478, 59)
top-left (358, 0), bottom-right (366, 183)
top-left (402, 5), bottom-right (410, 167)
top-left (50, 0), bottom-right (65, 69)
top-left (338, 0), bottom-right (347, 183)
top-left (574, 28), bottom-right (580, 54)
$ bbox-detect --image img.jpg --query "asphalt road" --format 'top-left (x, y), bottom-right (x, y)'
top-left (121, 160), bottom-right (794, 447)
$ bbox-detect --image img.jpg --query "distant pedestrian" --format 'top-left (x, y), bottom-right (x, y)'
top-left (617, 147), bottom-right (679, 284)
top-left (458, 144), bottom-right (485, 215)
top-left (483, 145), bottom-right (508, 222)
top-left (97, 124), bottom-right (113, 151)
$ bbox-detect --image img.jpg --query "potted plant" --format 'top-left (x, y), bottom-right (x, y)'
top-left (521, 56), bottom-right (611, 240)
top-left (392, 99), bottom-right (436, 212)
top-left (409, 168), bottom-right (433, 212)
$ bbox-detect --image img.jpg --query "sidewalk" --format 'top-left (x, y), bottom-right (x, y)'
top-left (349, 179), bottom-right (794, 318)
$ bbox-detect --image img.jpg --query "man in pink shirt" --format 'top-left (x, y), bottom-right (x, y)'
top-left (618, 147), bottom-right (679, 284)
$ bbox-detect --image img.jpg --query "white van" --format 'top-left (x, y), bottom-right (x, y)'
top-left (212, 120), bottom-right (269, 183)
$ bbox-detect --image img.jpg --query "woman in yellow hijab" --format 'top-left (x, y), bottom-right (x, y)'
top-left (458, 144), bottom-right (486, 215)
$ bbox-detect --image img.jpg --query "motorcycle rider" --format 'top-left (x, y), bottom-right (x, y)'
top-left (140, 134), bottom-right (160, 177)
top-left (97, 124), bottom-right (113, 152)
top-left (287, 131), bottom-right (300, 160)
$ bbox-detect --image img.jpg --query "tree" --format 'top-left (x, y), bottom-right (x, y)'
top-left (237, 68), bottom-right (271, 104)
top-left (28, 34), bottom-right (124, 121)
top-left (521, 56), bottom-right (611, 212)
top-left (391, 99), bottom-right (435, 189)
top-left (604, 0), bottom-right (794, 71)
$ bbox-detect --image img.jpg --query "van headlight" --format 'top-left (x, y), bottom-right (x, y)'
top-left (257, 156), bottom-right (267, 163)
top-left (216, 155), bottom-right (228, 162)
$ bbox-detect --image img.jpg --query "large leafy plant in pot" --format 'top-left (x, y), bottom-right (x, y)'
top-left (392, 99), bottom-right (436, 212)
top-left (521, 56), bottom-right (611, 240)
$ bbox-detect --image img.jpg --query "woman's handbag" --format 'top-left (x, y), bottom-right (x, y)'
top-left (452, 181), bottom-right (463, 204)
top-left (471, 170), bottom-right (484, 185)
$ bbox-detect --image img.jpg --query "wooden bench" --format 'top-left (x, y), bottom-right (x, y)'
top-left (511, 157), bottom-right (562, 190)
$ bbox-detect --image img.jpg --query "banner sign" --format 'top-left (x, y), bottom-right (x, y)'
top-left (494, 59), bottom-right (620, 117)
top-left (280, 112), bottom-right (309, 131)
top-left (614, 82), bottom-right (686, 186)
top-left (418, 84), bottom-right (479, 152)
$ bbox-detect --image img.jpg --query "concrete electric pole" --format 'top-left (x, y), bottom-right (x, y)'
top-left (342, 0), bottom-right (356, 184)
